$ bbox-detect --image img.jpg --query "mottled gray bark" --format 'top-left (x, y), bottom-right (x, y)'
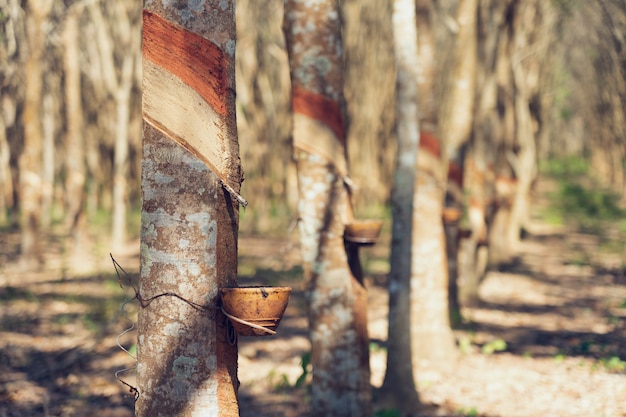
top-left (137, 1), bottom-right (240, 416)
top-left (284, 1), bottom-right (371, 415)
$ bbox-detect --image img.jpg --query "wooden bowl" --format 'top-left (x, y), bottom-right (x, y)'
top-left (220, 286), bottom-right (291, 336)
top-left (344, 220), bottom-right (383, 244)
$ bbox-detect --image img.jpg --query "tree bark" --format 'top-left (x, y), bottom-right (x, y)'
top-left (112, 52), bottom-right (133, 247)
top-left (137, 2), bottom-right (241, 416)
top-left (506, 0), bottom-right (538, 254)
top-left (19, 0), bottom-right (53, 268)
top-left (488, 4), bottom-right (518, 267)
top-left (411, 0), bottom-right (457, 375)
top-left (0, 99), bottom-right (10, 226)
top-left (378, 0), bottom-right (421, 412)
top-left (0, 0), bottom-right (22, 228)
top-left (439, 0), bottom-right (478, 324)
top-left (63, 9), bottom-right (85, 252)
top-left (457, 0), bottom-right (509, 306)
top-left (284, 1), bottom-right (371, 415)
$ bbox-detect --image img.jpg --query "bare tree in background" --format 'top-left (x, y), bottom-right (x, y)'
top-left (0, 0), bottom-right (21, 227)
top-left (88, 1), bottom-right (140, 248)
top-left (137, 2), bottom-right (241, 415)
top-left (439, 0), bottom-right (478, 323)
top-left (19, 0), bottom-right (53, 268)
top-left (62, 4), bottom-right (86, 261)
top-left (377, 0), bottom-right (421, 413)
top-left (488, 0), bottom-right (555, 265)
top-left (284, 0), bottom-right (372, 415)
top-left (457, 0), bottom-right (508, 307)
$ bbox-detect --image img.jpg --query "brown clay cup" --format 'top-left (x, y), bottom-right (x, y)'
top-left (219, 286), bottom-right (292, 336)
top-left (344, 220), bottom-right (383, 244)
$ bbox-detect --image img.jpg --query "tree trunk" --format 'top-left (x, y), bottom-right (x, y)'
top-left (0, 0), bottom-right (21, 229)
top-left (377, 0), bottom-right (421, 412)
top-left (411, 135), bottom-right (457, 374)
top-left (19, 0), bottom-right (53, 269)
top-left (63, 9), bottom-right (86, 253)
top-left (457, 0), bottom-right (508, 306)
top-left (0, 100), bottom-right (10, 226)
top-left (137, 2), bottom-right (241, 416)
top-left (40, 91), bottom-right (55, 230)
top-left (112, 53), bottom-right (133, 248)
top-left (439, 0), bottom-right (478, 324)
top-left (458, 145), bottom-right (495, 307)
top-left (507, 0), bottom-right (545, 251)
top-left (488, 6), bottom-right (517, 267)
top-left (411, 0), bottom-right (457, 376)
top-left (284, 1), bottom-right (371, 415)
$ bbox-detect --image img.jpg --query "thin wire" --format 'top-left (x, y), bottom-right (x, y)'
top-left (117, 296), bottom-right (137, 360)
top-left (110, 254), bottom-right (140, 400)
top-left (220, 306), bottom-right (276, 335)
top-left (115, 365), bottom-right (139, 400)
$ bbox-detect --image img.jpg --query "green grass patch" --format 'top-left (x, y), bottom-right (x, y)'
top-left (456, 407), bottom-right (479, 417)
top-left (599, 356), bottom-right (626, 372)
top-left (481, 339), bottom-right (507, 355)
top-left (369, 341), bottom-right (386, 353)
top-left (557, 183), bottom-right (623, 221)
top-left (541, 157), bottom-right (626, 244)
top-left (540, 156), bottom-right (589, 178)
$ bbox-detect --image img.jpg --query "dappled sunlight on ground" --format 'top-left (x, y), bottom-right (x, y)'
top-left (1, 179), bottom-right (625, 416)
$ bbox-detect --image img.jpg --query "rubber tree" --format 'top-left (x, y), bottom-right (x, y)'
top-left (457, 0), bottom-right (508, 307)
top-left (283, 1), bottom-right (371, 416)
top-left (439, 0), bottom-right (478, 323)
top-left (411, 0), bottom-right (457, 375)
top-left (590, 0), bottom-right (626, 192)
top-left (487, 0), bottom-right (518, 268)
top-left (489, 0), bottom-right (553, 267)
top-left (0, 0), bottom-right (22, 227)
top-left (137, 2), bottom-right (241, 416)
top-left (62, 2), bottom-right (90, 265)
top-left (507, 0), bottom-right (554, 252)
top-left (376, 0), bottom-right (422, 412)
top-left (19, 0), bottom-right (53, 268)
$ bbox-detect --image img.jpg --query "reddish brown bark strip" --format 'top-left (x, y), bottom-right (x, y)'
top-left (419, 131), bottom-right (441, 158)
top-left (142, 10), bottom-right (227, 116)
top-left (292, 86), bottom-right (345, 144)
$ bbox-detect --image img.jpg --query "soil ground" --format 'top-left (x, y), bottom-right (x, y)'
top-left (1, 177), bottom-right (626, 416)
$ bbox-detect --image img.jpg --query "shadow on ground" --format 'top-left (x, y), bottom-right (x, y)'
top-left (0, 271), bottom-right (137, 416)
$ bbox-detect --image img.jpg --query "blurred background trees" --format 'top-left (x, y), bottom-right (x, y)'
top-left (0, 0), bottom-right (142, 270)
top-left (1, 0), bottom-right (625, 368)
top-left (2, 0), bottom-right (625, 266)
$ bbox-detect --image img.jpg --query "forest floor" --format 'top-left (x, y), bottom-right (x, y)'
top-left (1, 176), bottom-right (626, 416)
